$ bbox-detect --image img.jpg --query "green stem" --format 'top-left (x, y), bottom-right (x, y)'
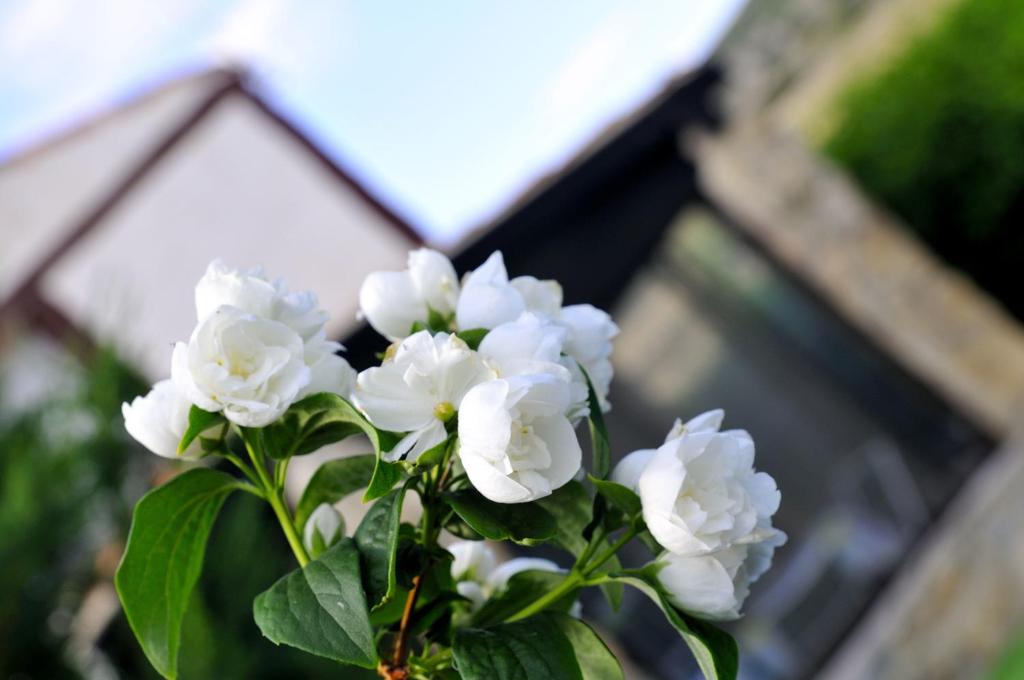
top-left (507, 525), bottom-right (639, 623)
top-left (581, 526), bottom-right (637, 578)
top-left (241, 428), bottom-right (310, 567)
top-left (224, 452), bottom-right (263, 490)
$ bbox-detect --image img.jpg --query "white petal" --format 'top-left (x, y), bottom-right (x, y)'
top-left (456, 252), bottom-right (525, 330)
top-left (408, 248), bottom-right (460, 314)
top-left (487, 557), bottom-right (561, 593)
top-left (529, 415), bottom-right (582, 494)
top-left (510, 276), bottom-right (562, 317)
top-left (194, 259), bottom-right (277, 322)
top-left (611, 448), bottom-right (656, 491)
top-left (657, 551), bottom-right (742, 620)
top-left (359, 270), bottom-right (426, 340)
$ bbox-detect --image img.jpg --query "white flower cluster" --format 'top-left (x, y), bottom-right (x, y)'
top-left (123, 260), bottom-right (357, 456)
top-left (612, 410), bottom-right (786, 620)
top-left (354, 249), bottom-right (618, 504)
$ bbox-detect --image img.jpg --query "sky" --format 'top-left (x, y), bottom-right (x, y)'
top-left (0, 0), bottom-right (746, 244)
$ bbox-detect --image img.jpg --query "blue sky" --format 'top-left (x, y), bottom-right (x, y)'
top-left (0, 0), bottom-right (745, 244)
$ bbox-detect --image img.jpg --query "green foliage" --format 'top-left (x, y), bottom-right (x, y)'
top-left (180, 405), bottom-right (225, 454)
top-left (614, 573), bottom-right (738, 680)
top-left (353, 484), bottom-right (409, 609)
top-left (0, 347), bottom-right (147, 679)
top-left (590, 476), bottom-right (642, 518)
top-left (472, 570), bottom-right (578, 627)
top-left (453, 612), bottom-right (621, 680)
top-left (455, 328), bottom-right (489, 349)
top-left (259, 393), bottom-right (392, 460)
top-left (824, 0), bottom-right (1024, 318)
top-left (253, 539), bottom-right (377, 668)
top-left (115, 468), bottom-right (240, 679)
top-left (582, 367), bottom-right (611, 478)
top-left (536, 481), bottom-right (623, 610)
top-left (295, 454), bottom-right (376, 528)
top-left (444, 489), bottom-right (557, 543)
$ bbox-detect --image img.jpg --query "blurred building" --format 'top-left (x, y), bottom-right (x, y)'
top-left (0, 69), bottom-right (418, 379)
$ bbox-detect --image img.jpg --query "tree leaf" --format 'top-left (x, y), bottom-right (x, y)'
top-left (589, 476), bottom-right (642, 518)
top-left (178, 405), bottom-right (225, 454)
top-left (294, 454), bottom-right (376, 528)
top-left (252, 538), bottom-right (376, 669)
top-left (580, 367), bottom-right (610, 478)
top-left (614, 575), bottom-right (738, 680)
top-left (252, 392), bottom-right (405, 500)
top-left (536, 482), bottom-right (623, 610)
top-left (472, 570), bottom-right (577, 627)
top-left (452, 613), bottom-right (583, 680)
top-left (115, 468), bottom-right (239, 679)
top-left (456, 328), bottom-right (489, 349)
top-left (259, 392), bottom-right (398, 461)
top-left (549, 613), bottom-right (624, 680)
top-left (354, 483), bottom-right (409, 609)
top-left (444, 490), bottom-right (556, 544)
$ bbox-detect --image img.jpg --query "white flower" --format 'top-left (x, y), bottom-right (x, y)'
top-left (122, 379), bottom-right (216, 459)
top-left (478, 312), bottom-right (588, 421)
top-left (195, 259), bottom-right (326, 340)
top-left (457, 376), bottom-right (581, 503)
top-left (625, 410), bottom-right (781, 556)
top-left (455, 252), bottom-right (562, 331)
top-left (193, 259), bottom-right (356, 399)
top-left (172, 306), bottom-right (310, 427)
top-left (612, 410), bottom-right (725, 490)
top-left (486, 557), bottom-right (562, 593)
top-left (558, 304), bottom-right (618, 413)
top-left (303, 503), bottom-right (345, 558)
top-left (450, 541), bottom-right (498, 610)
top-left (448, 541), bottom-right (563, 611)
top-left (353, 331), bottom-right (495, 462)
top-left (640, 435), bottom-right (779, 554)
top-left (359, 248), bottom-right (460, 340)
top-left (656, 529), bottom-right (787, 620)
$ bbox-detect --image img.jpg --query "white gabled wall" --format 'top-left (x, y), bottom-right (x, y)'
top-left (39, 92), bottom-right (417, 378)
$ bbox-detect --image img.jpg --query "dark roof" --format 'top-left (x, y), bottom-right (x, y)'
top-left (343, 66), bottom-right (722, 366)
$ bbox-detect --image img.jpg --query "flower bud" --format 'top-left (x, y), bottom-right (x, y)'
top-left (303, 503), bottom-right (345, 559)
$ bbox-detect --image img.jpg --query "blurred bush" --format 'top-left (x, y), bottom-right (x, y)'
top-left (0, 347), bottom-right (147, 678)
top-left (824, 0), bottom-right (1024, 319)
top-left (0, 347), bottom-right (371, 679)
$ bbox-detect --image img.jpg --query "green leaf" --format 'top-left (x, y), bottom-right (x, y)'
top-left (252, 538), bottom-right (376, 669)
top-left (427, 306), bottom-right (451, 333)
top-left (614, 574), bottom-right (738, 680)
top-left (535, 481), bottom-right (591, 554)
top-left (580, 366), bottom-right (610, 478)
top-left (589, 476), bottom-right (642, 517)
top-left (179, 405), bottom-right (225, 454)
top-left (444, 490), bottom-right (556, 544)
top-left (413, 432), bottom-right (454, 469)
top-left (549, 613), bottom-right (624, 680)
top-left (354, 483), bottom-right (409, 609)
top-left (536, 482), bottom-right (622, 610)
top-left (115, 468), bottom-right (239, 679)
top-left (259, 393), bottom-right (373, 459)
top-left (253, 392), bottom-right (405, 500)
top-left (472, 570), bottom-right (577, 627)
top-left (364, 456), bottom-right (404, 502)
top-left (456, 328), bottom-right (489, 349)
top-left (294, 454), bottom-right (376, 528)
top-left (452, 613), bottom-right (583, 680)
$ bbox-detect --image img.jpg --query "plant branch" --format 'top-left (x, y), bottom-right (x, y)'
top-left (240, 428), bottom-right (310, 567)
top-left (507, 525), bottom-right (639, 622)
